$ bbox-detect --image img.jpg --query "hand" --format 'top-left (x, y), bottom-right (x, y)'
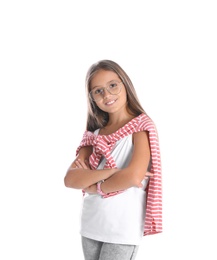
top-left (144, 171), bottom-right (153, 179)
top-left (138, 171), bottom-right (154, 188)
top-left (75, 158), bottom-right (90, 169)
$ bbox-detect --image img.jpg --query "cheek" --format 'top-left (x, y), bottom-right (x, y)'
top-left (121, 89), bottom-right (128, 102)
top-left (94, 100), bottom-right (104, 109)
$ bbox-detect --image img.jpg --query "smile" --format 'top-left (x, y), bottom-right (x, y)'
top-left (105, 99), bottom-right (116, 105)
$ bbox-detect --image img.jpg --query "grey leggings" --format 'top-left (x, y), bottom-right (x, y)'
top-left (82, 236), bottom-right (139, 260)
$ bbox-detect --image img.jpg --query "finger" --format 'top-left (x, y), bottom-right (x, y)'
top-left (145, 171), bottom-right (154, 176)
top-left (75, 160), bottom-right (83, 168)
top-left (78, 159), bottom-right (88, 169)
top-left (69, 162), bottom-right (78, 170)
top-left (76, 159), bottom-right (88, 169)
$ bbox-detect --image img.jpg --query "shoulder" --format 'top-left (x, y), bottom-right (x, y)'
top-left (135, 114), bottom-right (156, 133)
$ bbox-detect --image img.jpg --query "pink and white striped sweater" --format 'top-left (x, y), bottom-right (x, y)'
top-left (76, 113), bottom-right (162, 236)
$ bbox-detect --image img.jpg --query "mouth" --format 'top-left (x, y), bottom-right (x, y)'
top-left (105, 99), bottom-right (117, 106)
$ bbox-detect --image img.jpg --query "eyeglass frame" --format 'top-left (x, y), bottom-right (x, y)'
top-left (89, 80), bottom-right (123, 102)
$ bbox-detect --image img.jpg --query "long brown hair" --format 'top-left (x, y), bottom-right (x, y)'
top-left (85, 60), bottom-right (146, 131)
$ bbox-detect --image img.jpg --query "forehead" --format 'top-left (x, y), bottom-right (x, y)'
top-left (90, 70), bottom-right (119, 88)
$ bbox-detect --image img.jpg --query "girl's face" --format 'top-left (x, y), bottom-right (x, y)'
top-left (90, 70), bottom-right (128, 114)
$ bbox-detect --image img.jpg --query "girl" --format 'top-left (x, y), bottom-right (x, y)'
top-left (64, 60), bottom-right (162, 260)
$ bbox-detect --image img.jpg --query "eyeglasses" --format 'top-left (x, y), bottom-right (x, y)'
top-left (89, 80), bottom-right (123, 102)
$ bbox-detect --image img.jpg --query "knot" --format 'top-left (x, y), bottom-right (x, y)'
top-left (89, 135), bottom-right (117, 169)
top-left (92, 135), bottom-right (114, 156)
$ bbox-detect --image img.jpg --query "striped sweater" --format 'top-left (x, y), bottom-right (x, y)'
top-left (76, 113), bottom-right (162, 236)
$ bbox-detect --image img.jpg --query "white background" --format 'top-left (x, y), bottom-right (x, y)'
top-left (0, 0), bottom-right (217, 259)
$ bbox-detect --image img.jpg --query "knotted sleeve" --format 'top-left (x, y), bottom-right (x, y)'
top-left (75, 130), bottom-right (125, 197)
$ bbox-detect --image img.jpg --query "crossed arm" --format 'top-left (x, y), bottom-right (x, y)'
top-left (64, 131), bottom-right (152, 194)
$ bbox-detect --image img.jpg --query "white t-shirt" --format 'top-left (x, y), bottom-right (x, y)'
top-left (80, 131), bottom-right (148, 245)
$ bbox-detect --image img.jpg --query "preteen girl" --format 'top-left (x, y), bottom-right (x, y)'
top-left (64, 60), bottom-right (162, 260)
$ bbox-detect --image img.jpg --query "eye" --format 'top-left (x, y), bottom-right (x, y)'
top-left (94, 88), bottom-right (103, 95)
top-left (109, 82), bottom-right (118, 88)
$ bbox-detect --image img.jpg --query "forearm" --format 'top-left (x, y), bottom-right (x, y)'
top-left (64, 167), bottom-right (118, 189)
top-left (77, 146), bottom-right (92, 161)
top-left (100, 168), bottom-right (142, 194)
top-left (100, 131), bottom-right (151, 194)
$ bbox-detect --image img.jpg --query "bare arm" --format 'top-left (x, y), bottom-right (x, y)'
top-left (64, 146), bottom-right (118, 189)
top-left (100, 131), bottom-right (151, 194)
top-left (71, 146), bottom-right (92, 168)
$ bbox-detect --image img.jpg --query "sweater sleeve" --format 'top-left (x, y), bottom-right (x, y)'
top-left (138, 117), bottom-right (163, 236)
top-left (76, 130), bottom-right (94, 156)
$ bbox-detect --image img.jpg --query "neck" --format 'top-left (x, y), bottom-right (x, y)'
top-left (100, 110), bottom-right (136, 135)
top-left (107, 112), bottom-right (134, 126)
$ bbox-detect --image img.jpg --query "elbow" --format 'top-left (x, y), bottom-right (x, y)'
top-left (64, 175), bottom-right (72, 188)
top-left (64, 173), bottom-right (77, 188)
top-left (120, 168), bottom-right (144, 188)
top-left (133, 177), bottom-right (143, 188)
top-left (64, 173), bottom-right (84, 189)
top-left (64, 177), bottom-right (79, 189)
top-left (131, 171), bottom-right (145, 188)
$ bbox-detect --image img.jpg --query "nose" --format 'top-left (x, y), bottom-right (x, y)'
top-left (102, 87), bottom-right (111, 99)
